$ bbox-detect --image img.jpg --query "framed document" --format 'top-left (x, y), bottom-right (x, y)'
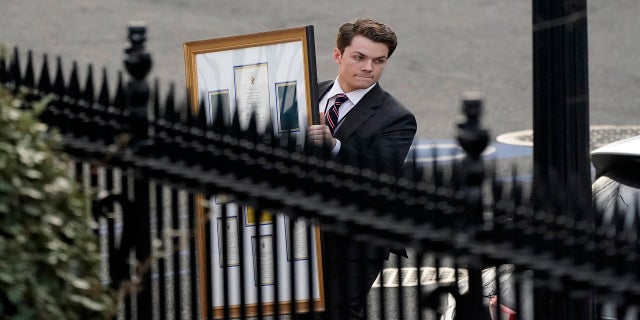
top-left (284, 215), bottom-right (310, 261)
top-left (199, 201), bottom-right (325, 319)
top-left (185, 26), bottom-right (323, 319)
top-left (252, 234), bottom-right (275, 286)
top-left (216, 216), bottom-right (240, 267)
top-left (276, 81), bottom-right (300, 133)
top-left (184, 26), bottom-right (320, 144)
top-left (245, 207), bottom-right (274, 226)
top-left (208, 89), bottom-right (230, 127)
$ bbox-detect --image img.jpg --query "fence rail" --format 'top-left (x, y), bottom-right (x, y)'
top-left (2, 24), bottom-right (640, 320)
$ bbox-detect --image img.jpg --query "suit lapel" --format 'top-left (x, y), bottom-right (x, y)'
top-left (334, 84), bottom-right (383, 141)
top-left (318, 81), bottom-right (334, 101)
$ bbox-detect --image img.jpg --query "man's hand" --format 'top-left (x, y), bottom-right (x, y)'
top-left (307, 111), bottom-right (337, 149)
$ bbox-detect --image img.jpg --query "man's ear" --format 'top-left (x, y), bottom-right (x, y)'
top-left (333, 48), bottom-right (342, 64)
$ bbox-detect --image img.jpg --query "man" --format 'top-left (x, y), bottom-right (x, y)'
top-left (307, 18), bottom-right (417, 320)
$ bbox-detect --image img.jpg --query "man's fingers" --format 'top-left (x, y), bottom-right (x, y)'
top-left (307, 124), bottom-right (332, 145)
top-left (319, 111), bottom-right (325, 125)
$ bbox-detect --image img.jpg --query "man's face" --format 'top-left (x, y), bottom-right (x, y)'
top-left (334, 35), bottom-right (389, 93)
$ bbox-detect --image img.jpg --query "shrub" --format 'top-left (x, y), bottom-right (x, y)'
top-left (0, 86), bottom-right (116, 319)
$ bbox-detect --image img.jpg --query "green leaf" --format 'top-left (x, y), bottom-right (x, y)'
top-left (43, 213), bottom-right (64, 226)
top-left (23, 203), bottom-right (41, 216)
top-left (69, 277), bottom-right (91, 290)
top-left (0, 271), bottom-right (14, 283)
top-left (24, 168), bottom-right (43, 179)
top-left (0, 86), bottom-right (116, 318)
top-left (19, 187), bottom-right (44, 200)
top-left (0, 180), bottom-right (10, 192)
top-left (31, 94), bottom-right (54, 116)
top-left (0, 202), bottom-right (8, 214)
top-left (70, 294), bottom-right (109, 311)
top-left (7, 285), bottom-right (25, 303)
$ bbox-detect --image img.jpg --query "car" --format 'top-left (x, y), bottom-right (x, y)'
top-left (480, 136), bottom-right (640, 320)
top-left (592, 135), bottom-right (640, 237)
top-left (591, 135), bottom-right (640, 320)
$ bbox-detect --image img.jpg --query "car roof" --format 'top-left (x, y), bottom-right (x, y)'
top-left (591, 135), bottom-right (640, 176)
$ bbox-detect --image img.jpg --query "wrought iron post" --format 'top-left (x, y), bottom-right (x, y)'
top-left (532, 3), bottom-right (591, 316)
top-left (455, 92), bottom-right (490, 319)
top-left (123, 21), bottom-right (153, 319)
top-left (532, 0), bottom-right (591, 218)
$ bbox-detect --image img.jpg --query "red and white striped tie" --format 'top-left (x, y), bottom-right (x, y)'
top-left (325, 93), bottom-right (347, 135)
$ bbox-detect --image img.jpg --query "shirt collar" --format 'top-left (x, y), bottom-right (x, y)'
top-left (327, 77), bottom-right (376, 105)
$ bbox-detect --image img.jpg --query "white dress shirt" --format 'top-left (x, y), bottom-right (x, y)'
top-left (318, 78), bottom-right (377, 154)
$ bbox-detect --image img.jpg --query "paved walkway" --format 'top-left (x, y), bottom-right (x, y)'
top-left (1, 0), bottom-right (639, 142)
top-left (1, 0), bottom-right (638, 182)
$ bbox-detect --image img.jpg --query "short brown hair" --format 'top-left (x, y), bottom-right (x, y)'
top-left (336, 18), bottom-right (398, 58)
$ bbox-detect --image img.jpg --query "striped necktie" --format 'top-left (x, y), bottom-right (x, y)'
top-left (325, 93), bottom-right (348, 134)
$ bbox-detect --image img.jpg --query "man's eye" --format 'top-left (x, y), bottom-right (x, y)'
top-left (354, 55), bottom-right (364, 60)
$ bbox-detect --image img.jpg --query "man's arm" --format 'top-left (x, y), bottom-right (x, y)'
top-left (307, 111), bottom-right (339, 151)
top-left (339, 111), bottom-right (417, 175)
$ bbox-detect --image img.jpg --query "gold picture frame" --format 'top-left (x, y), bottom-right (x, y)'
top-left (184, 26), bottom-right (324, 319)
top-left (184, 26), bottom-right (320, 140)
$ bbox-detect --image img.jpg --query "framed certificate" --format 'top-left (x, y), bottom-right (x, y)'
top-left (184, 26), bottom-right (320, 144)
top-left (185, 26), bottom-right (323, 319)
top-left (199, 201), bottom-right (324, 319)
top-left (216, 216), bottom-right (240, 268)
top-left (275, 81), bottom-right (300, 133)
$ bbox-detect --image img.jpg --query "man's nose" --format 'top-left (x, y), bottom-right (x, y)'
top-left (361, 59), bottom-right (373, 71)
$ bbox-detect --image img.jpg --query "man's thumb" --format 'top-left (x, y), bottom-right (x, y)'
top-left (319, 111), bottom-right (325, 125)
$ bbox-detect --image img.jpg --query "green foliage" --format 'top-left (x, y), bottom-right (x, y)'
top-left (0, 87), bottom-right (116, 319)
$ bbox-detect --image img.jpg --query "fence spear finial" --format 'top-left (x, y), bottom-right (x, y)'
top-left (98, 67), bottom-right (110, 106)
top-left (456, 92), bottom-right (490, 228)
top-left (68, 61), bottom-right (80, 101)
top-left (24, 50), bottom-right (34, 88)
top-left (83, 64), bottom-right (95, 105)
top-left (113, 71), bottom-right (125, 110)
top-left (124, 21), bottom-right (153, 153)
top-left (37, 54), bottom-right (51, 94)
top-left (0, 51), bottom-right (6, 84)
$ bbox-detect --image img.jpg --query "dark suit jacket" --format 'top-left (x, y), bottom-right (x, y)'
top-left (318, 80), bottom-right (417, 318)
top-left (318, 80), bottom-right (417, 174)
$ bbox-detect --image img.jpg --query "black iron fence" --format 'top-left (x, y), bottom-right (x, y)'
top-left (2, 24), bottom-right (640, 320)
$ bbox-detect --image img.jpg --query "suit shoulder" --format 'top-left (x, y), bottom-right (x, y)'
top-left (380, 90), bottom-right (415, 118)
top-left (318, 80), bottom-right (333, 90)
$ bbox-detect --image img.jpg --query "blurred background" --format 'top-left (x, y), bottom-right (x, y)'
top-left (1, 0), bottom-right (638, 142)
